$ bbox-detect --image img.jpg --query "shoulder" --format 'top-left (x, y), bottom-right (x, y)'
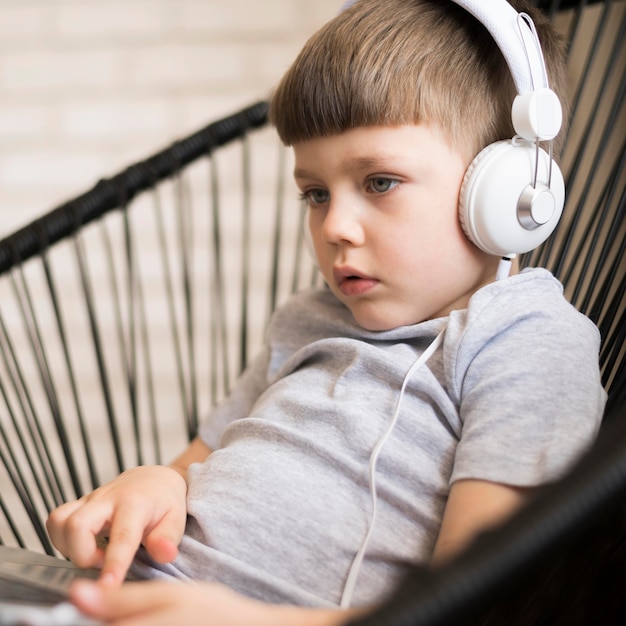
top-left (447, 267), bottom-right (600, 362)
top-left (468, 267), bottom-right (592, 325)
top-left (444, 267), bottom-right (605, 412)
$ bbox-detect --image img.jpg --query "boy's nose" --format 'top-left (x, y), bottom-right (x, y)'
top-left (320, 201), bottom-right (365, 246)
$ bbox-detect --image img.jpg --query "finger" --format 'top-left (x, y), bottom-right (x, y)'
top-left (142, 507), bottom-right (187, 564)
top-left (46, 500), bottom-right (83, 554)
top-left (48, 500), bottom-right (110, 569)
top-left (69, 580), bottom-right (108, 617)
top-left (99, 505), bottom-right (149, 586)
top-left (101, 504), bottom-right (187, 583)
top-left (142, 534), bottom-right (179, 564)
top-left (70, 580), bottom-right (174, 622)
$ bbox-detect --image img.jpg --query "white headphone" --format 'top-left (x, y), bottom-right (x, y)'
top-left (340, 0), bottom-right (565, 259)
top-left (453, 0), bottom-right (565, 258)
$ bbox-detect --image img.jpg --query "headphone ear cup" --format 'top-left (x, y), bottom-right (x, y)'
top-left (459, 140), bottom-right (565, 257)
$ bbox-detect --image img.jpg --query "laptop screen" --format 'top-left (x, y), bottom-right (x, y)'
top-left (0, 546), bottom-right (102, 625)
top-left (0, 546), bottom-right (100, 602)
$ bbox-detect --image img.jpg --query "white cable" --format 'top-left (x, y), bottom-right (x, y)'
top-left (340, 326), bottom-right (447, 608)
top-left (496, 256), bottom-right (515, 281)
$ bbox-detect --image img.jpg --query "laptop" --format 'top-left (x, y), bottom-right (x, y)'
top-left (0, 546), bottom-right (101, 625)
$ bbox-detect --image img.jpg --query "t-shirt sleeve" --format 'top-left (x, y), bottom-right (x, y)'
top-left (448, 282), bottom-right (606, 487)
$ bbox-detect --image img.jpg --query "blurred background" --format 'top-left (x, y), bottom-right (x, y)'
top-left (0, 2), bottom-right (340, 516)
top-left (0, 0), bottom-right (340, 238)
top-left (0, 0), bottom-right (623, 556)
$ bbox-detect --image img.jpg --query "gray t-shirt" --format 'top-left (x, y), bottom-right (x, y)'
top-left (132, 268), bottom-right (606, 608)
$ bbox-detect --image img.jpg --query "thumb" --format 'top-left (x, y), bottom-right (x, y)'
top-left (70, 580), bottom-right (161, 621)
top-left (69, 580), bottom-right (110, 618)
top-left (142, 504), bottom-right (186, 564)
top-left (143, 533), bottom-right (180, 564)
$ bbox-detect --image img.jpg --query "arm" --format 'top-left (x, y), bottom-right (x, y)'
top-left (65, 480), bottom-right (526, 624)
top-left (435, 281), bottom-right (604, 562)
top-left (70, 579), bottom-right (366, 626)
top-left (46, 436), bottom-right (211, 585)
top-left (170, 436), bottom-right (213, 480)
top-left (431, 478), bottom-right (531, 565)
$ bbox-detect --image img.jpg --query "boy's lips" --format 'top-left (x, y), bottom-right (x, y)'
top-left (333, 266), bottom-right (379, 296)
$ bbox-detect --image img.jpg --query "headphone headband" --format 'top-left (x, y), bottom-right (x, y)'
top-left (451, 0), bottom-right (562, 141)
top-left (340, 0), bottom-right (562, 140)
top-left (451, 0), bottom-right (543, 95)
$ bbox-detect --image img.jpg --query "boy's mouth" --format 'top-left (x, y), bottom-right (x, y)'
top-left (333, 266), bottom-right (379, 296)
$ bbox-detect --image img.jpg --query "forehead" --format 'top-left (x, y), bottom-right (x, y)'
top-left (292, 124), bottom-right (466, 178)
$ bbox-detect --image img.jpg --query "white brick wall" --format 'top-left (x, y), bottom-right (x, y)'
top-left (0, 0), bottom-right (340, 236)
top-left (0, 2), bottom-right (341, 524)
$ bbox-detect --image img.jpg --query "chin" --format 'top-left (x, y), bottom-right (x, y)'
top-left (349, 307), bottom-right (416, 332)
top-left (355, 319), bottom-right (394, 332)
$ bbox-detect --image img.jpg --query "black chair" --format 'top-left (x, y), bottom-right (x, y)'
top-left (0, 100), bottom-right (323, 553)
top-left (0, 0), bottom-right (624, 622)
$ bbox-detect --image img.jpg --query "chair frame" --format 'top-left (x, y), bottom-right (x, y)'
top-left (0, 0), bottom-right (624, 623)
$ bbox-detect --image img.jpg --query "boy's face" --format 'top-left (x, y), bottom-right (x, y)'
top-left (293, 124), bottom-right (499, 331)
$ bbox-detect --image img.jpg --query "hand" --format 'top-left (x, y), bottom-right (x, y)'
top-left (70, 580), bottom-right (355, 626)
top-left (46, 466), bottom-right (188, 585)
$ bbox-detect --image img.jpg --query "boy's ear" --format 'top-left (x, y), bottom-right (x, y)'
top-left (446, 1), bottom-right (566, 259)
top-left (458, 139), bottom-right (564, 259)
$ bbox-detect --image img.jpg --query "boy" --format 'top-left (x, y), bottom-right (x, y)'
top-left (47, 0), bottom-right (606, 624)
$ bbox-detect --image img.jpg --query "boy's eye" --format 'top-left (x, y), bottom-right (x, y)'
top-left (368, 177), bottom-right (398, 193)
top-left (301, 188), bottom-right (330, 205)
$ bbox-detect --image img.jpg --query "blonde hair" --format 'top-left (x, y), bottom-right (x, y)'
top-left (270, 0), bottom-right (568, 161)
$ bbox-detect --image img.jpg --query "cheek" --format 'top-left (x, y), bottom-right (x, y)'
top-left (307, 214), bottom-right (324, 253)
top-left (428, 181), bottom-right (477, 254)
top-left (452, 210), bottom-right (494, 261)
top-left (394, 199), bottom-right (483, 271)
top-left (445, 220), bottom-right (489, 269)
top-left (400, 198), bottom-right (461, 252)
top-left (446, 218), bottom-right (501, 285)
